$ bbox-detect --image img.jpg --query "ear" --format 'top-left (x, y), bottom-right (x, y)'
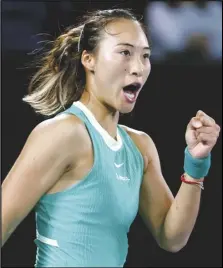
top-left (81, 50), bottom-right (95, 73)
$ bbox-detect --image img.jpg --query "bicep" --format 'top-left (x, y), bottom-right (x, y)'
top-left (139, 135), bottom-right (174, 242)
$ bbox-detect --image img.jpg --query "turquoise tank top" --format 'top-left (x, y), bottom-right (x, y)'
top-left (34, 101), bottom-right (144, 267)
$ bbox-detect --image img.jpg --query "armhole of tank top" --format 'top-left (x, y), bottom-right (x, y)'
top-left (40, 109), bottom-right (100, 197)
top-left (60, 108), bottom-right (100, 180)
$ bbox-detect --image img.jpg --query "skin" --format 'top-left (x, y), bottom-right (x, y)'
top-left (80, 19), bottom-right (151, 137)
top-left (2, 18), bottom-right (220, 254)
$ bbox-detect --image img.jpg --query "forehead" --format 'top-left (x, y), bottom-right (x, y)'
top-left (100, 19), bottom-right (149, 48)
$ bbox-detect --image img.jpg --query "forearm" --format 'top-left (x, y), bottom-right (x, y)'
top-left (160, 174), bottom-right (203, 252)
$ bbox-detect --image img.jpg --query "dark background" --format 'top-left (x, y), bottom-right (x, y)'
top-left (1, 1), bottom-right (222, 267)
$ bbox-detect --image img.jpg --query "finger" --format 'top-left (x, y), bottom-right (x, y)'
top-left (196, 126), bottom-right (218, 135)
top-left (196, 110), bottom-right (215, 124)
top-left (197, 132), bottom-right (217, 145)
top-left (188, 117), bottom-right (203, 129)
top-left (196, 110), bottom-right (206, 117)
top-left (196, 110), bottom-right (214, 120)
top-left (198, 115), bottom-right (215, 127)
top-left (216, 124), bottom-right (221, 133)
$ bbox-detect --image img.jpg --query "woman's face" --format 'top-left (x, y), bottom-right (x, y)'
top-left (86, 19), bottom-right (151, 114)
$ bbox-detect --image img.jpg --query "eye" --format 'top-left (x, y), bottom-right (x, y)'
top-left (120, 50), bottom-right (131, 57)
top-left (143, 53), bottom-right (150, 59)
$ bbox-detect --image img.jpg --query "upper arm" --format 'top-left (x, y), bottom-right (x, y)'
top-left (126, 129), bottom-right (174, 245)
top-left (2, 115), bottom-right (81, 239)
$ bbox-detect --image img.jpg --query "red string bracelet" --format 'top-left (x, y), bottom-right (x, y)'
top-left (181, 174), bottom-right (204, 190)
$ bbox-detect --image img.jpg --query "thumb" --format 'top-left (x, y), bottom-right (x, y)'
top-left (188, 117), bottom-right (203, 130)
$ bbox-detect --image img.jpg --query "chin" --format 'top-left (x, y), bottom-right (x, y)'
top-left (105, 100), bottom-right (136, 114)
top-left (119, 103), bottom-right (136, 114)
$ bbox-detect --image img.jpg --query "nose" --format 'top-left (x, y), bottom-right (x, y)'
top-left (130, 57), bottom-right (144, 77)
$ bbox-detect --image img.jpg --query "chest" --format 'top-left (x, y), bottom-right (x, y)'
top-left (90, 147), bottom-right (143, 227)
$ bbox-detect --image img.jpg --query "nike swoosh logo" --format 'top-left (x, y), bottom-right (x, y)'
top-left (114, 163), bottom-right (124, 168)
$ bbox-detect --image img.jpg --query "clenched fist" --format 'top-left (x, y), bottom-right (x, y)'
top-left (186, 110), bottom-right (221, 159)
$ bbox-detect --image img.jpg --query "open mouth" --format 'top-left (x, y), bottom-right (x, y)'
top-left (122, 82), bottom-right (141, 103)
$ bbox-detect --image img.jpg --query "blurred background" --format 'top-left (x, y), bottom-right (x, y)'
top-left (1, 1), bottom-right (222, 267)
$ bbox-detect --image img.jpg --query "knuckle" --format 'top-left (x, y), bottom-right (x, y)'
top-left (197, 110), bottom-right (204, 115)
top-left (216, 124), bottom-right (221, 132)
top-left (215, 131), bottom-right (220, 138)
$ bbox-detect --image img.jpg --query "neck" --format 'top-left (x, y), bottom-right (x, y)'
top-left (79, 91), bottom-right (119, 140)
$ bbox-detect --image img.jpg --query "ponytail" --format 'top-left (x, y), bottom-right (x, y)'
top-left (23, 26), bottom-right (85, 116)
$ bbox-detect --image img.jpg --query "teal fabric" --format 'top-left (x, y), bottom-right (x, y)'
top-left (184, 146), bottom-right (211, 179)
top-left (34, 104), bottom-right (144, 267)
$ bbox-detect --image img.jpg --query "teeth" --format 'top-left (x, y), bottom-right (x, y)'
top-left (125, 92), bottom-right (135, 100)
top-left (126, 92), bottom-right (134, 98)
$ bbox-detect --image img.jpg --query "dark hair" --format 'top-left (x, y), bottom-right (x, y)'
top-left (23, 8), bottom-right (148, 116)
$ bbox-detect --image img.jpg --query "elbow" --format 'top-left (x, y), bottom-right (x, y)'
top-left (156, 225), bottom-right (190, 253)
top-left (159, 240), bottom-right (188, 253)
top-left (2, 218), bottom-right (19, 248)
top-left (160, 244), bottom-right (185, 253)
top-left (163, 245), bottom-right (185, 253)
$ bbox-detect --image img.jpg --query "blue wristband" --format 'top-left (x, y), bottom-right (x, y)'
top-left (184, 147), bottom-right (211, 179)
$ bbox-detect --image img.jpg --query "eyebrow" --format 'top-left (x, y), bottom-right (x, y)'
top-left (116, 43), bottom-right (150, 50)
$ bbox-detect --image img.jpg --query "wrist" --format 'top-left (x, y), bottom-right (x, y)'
top-left (181, 174), bottom-right (204, 190)
top-left (183, 173), bottom-right (204, 182)
top-left (184, 146), bottom-right (211, 179)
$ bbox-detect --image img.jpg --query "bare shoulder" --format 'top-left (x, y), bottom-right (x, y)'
top-left (30, 113), bottom-right (87, 147)
top-left (119, 125), bottom-right (158, 171)
top-left (25, 113), bottom-right (91, 166)
top-left (32, 113), bottom-right (85, 139)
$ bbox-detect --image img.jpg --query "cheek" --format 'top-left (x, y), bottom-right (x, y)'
top-left (95, 60), bottom-right (122, 89)
top-left (144, 63), bottom-right (151, 78)
top-left (97, 55), bottom-right (126, 77)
